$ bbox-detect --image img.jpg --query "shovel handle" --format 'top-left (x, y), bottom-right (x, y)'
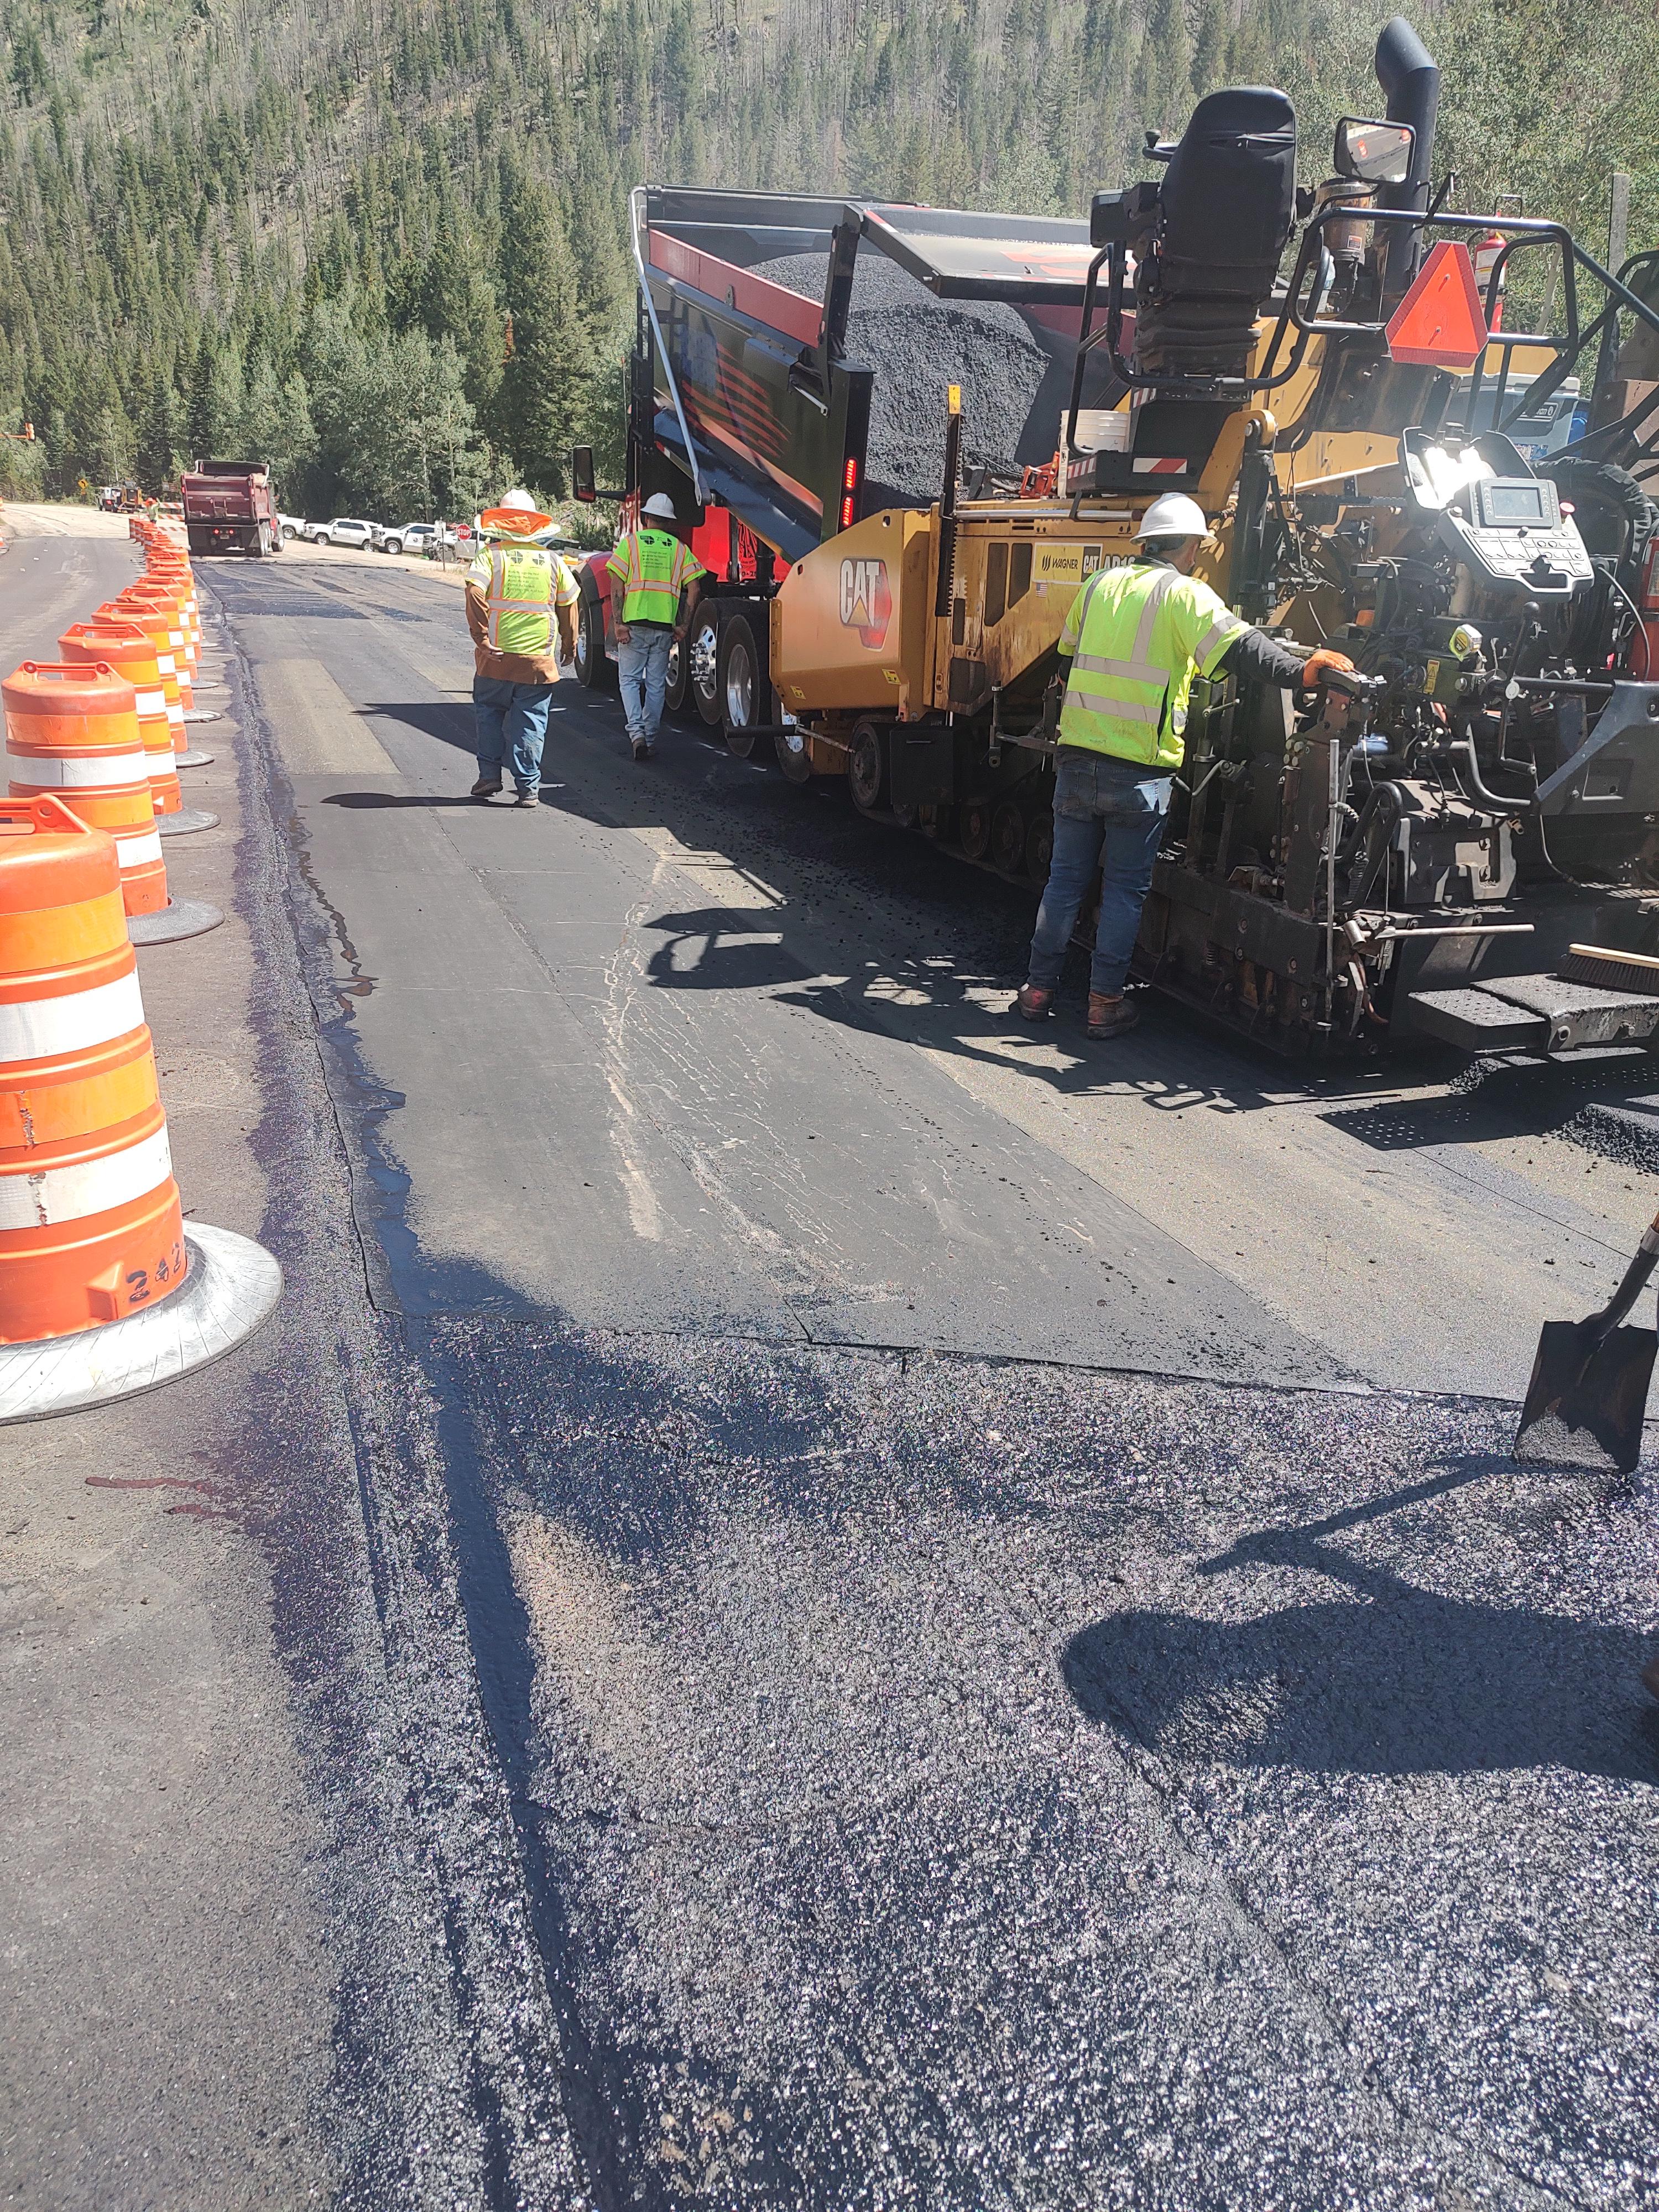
top-left (1589, 1209), bottom-right (1659, 1342)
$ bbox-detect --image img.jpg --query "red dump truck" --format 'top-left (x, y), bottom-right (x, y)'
top-left (181, 460), bottom-right (280, 556)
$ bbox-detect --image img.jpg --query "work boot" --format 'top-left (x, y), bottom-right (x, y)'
top-left (514, 788), bottom-right (539, 808)
top-left (1015, 983), bottom-right (1053, 1021)
top-left (632, 737), bottom-right (654, 763)
top-left (470, 775), bottom-right (502, 799)
top-left (1087, 991), bottom-right (1139, 1039)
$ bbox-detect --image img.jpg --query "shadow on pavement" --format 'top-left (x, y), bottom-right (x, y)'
top-left (362, 699), bottom-right (474, 748)
top-left (1063, 1458), bottom-right (1659, 1780)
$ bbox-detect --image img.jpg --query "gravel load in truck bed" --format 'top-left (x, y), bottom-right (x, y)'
top-left (755, 250), bottom-right (1063, 506)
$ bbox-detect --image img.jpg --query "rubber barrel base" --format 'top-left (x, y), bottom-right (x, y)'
top-left (0, 1223), bottom-right (281, 1422)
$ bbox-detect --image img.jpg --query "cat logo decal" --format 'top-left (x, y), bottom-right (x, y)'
top-left (838, 556), bottom-right (891, 649)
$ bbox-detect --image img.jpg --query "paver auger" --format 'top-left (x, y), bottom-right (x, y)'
top-left (580, 15), bottom-right (1659, 1057)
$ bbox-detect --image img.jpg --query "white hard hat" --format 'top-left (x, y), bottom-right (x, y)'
top-left (1135, 492), bottom-right (1209, 540)
top-left (641, 492), bottom-right (679, 521)
top-left (499, 487), bottom-right (539, 512)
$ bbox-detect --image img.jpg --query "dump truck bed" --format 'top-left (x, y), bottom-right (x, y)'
top-left (639, 189), bottom-right (1109, 561)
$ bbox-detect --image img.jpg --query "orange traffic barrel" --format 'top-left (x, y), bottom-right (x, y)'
top-left (3, 665), bottom-right (168, 916)
top-left (128, 573), bottom-right (197, 655)
top-left (113, 589), bottom-right (194, 714)
top-left (0, 793), bottom-right (186, 1343)
top-left (134, 567), bottom-right (211, 761)
top-left (147, 568), bottom-right (198, 637)
top-left (59, 619), bottom-right (184, 815)
top-left (135, 568), bottom-right (201, 691)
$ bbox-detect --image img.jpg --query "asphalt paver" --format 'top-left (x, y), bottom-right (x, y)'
top-left (2, 519), bottom-right (1656, 2210)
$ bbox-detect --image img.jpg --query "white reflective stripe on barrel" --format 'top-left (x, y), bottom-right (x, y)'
top-left (5, 748), bottom-right (151, 787)
top-left (0, 971), bottom-right (144, 1060)
top-left (156, 653), bottom-right (176, 674)
top-left (165, 703), bottom-right (183, 725)
top-left (113, 827), bottom-right (164, 866)
top-left (0, 1124), bottom-right (172, 1229)
top-left (135, 688), bottom-right (165, 714)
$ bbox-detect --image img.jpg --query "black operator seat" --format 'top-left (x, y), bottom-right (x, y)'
top-left (1134, 86), bottom-right (1298, 380)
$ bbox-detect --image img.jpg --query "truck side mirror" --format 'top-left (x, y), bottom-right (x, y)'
top-left (570, 446), bottom-right (596, 504)
top-left (1333, 117), bottom-right (1415, 186)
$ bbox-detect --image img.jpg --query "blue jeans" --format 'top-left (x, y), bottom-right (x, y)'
top-left (474, 676), bottom-right (555, 794)
top-left (617, 627), bottom-right (674, 744)
top-left (1026, 749), bottom-right (1172, 997)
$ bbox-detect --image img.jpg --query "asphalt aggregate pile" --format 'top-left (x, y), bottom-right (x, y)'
top-left (441, 1317), bottom-right (1659, 2210)
top-left (757, 251), bottom-right (1059, 501)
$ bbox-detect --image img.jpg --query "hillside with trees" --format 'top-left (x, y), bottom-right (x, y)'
top-left (0, 0), bottom-right (1655, 517)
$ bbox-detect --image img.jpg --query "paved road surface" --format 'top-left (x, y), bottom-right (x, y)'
top-left (3, 524), bottom-right (1657, 2210)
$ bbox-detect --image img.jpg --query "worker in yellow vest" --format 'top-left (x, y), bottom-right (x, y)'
top-left (1018, 492), bottom-right (1355, 1039)
top-left (465, 488), bottom-right (581, 807)
top-left (607, 491), bottom-right (707, 762)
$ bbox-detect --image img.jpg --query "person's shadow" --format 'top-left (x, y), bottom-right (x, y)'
top-left (1063, 1461), bottom-right (1658, 1781)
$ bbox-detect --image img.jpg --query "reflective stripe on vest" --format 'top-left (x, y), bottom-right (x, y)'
top-left (486, 545), bottom-right (555, 655)
top-left (614, 529), bottom-right (682, 625)
top-left (1059, 563), bottom-right (1247, 768)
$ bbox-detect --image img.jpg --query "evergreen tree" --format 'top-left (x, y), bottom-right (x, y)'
top-left (136, 372), bottom-right (185, 492)
top-left (494, 163), bottom-right (594, 499)
top-left (185, 341), bottom-right (217, 467)
top-left (1, 0), bottom-right (1654, 517)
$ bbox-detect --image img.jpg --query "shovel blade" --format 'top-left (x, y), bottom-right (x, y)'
top-left (1515, 1319), bottom-right (1658, 1474)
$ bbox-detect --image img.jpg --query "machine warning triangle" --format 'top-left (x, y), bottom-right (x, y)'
top-left (1385, 240), bottom-right (1489, 369)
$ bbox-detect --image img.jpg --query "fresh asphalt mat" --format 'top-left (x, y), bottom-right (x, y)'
top-left (10, 539), bottom-right (1650, 2210)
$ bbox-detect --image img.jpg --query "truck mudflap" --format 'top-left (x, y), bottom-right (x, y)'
top-left (1409, 975), bottom-right (1659, 1053)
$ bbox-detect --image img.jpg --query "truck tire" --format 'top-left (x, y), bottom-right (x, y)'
top-left (281, 523), bottom-right (296, 544)
top-left (186, 526), bottom-right (211, 555)
top-left (719, 614), bottom-right (765, 755)
top-left (574, 593), bottom-right (614, 690)
top-left (665, 632), bottom-right (691, 714)
top-left (848, 719), bottom-right (888, 813)
top-left (687, 605), bottom-right (723, 727)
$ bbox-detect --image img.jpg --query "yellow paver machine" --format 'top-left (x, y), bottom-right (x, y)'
top-left (573, 16), bottom-right (1659, 1057)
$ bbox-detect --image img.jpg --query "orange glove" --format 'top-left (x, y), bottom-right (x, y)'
top-left (1298, 647), bottom-right (1358, 690)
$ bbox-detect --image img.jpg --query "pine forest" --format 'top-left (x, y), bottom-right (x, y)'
top-left (0, 0), bottom-right (1656, 519)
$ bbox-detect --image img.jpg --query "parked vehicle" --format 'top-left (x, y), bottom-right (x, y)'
top-left (278, 514), bottom-right (303, 544)
top-left (305, 517), bottom-right (380, 549)
top-left (381, 522), bottom-right (462, 555)
top-left (181, 460), bottom-right (279, 555)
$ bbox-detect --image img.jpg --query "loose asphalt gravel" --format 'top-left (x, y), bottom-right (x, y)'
top-left (756, 252), bottom-right (1062, 496)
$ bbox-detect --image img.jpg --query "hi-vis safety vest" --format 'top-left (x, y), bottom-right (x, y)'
top-left (1057, 560), bottom-right (1249, 769)
top-left (478, 543), bottom-right (557, 655)
top-left (607, 528), bottom-right (690, 626)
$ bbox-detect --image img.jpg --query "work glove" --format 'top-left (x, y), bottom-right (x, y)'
top-left (1298, 647), bottom-right (1358, 690)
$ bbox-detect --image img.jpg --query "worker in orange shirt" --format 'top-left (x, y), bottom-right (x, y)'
top-left (464, 489), bottom-right (581, 806)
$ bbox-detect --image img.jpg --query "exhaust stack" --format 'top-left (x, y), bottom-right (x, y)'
top-left (1374, 15), bottom-right (1440, 302)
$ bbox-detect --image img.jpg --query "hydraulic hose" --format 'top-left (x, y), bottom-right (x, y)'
top-left (1438, 739), bottom-right (1539, 816)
